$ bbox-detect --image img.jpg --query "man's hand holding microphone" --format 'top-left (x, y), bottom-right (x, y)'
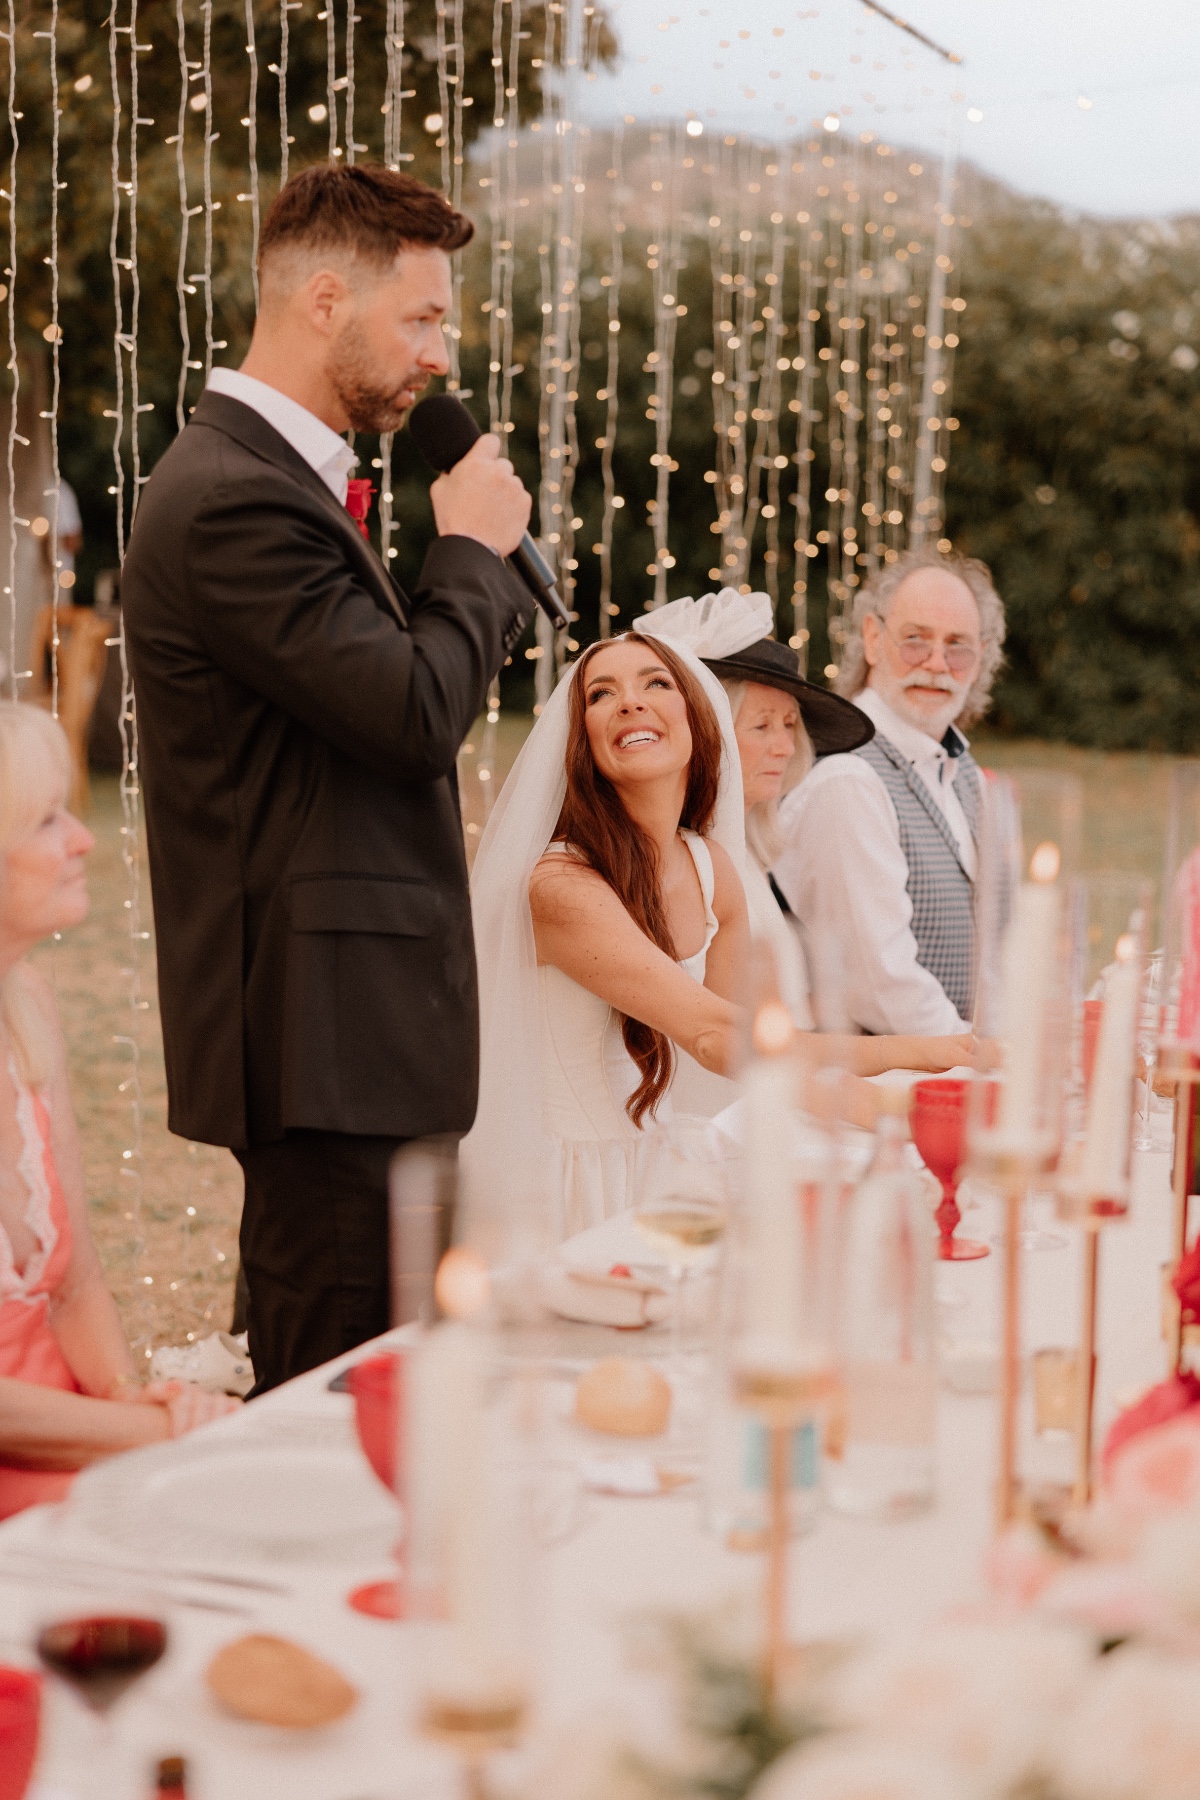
top-left (410, 393), bottom-right (571, 632)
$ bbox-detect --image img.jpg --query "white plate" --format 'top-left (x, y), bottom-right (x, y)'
top-left (65, 1433), bottom-right (399, 1567)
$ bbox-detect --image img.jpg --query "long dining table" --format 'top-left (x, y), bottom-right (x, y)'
top-left (1, 1128), bottom-right (1177, 1799)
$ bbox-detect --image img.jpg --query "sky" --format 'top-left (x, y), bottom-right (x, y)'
top-left (577, 0), bottom-right (1200, 219)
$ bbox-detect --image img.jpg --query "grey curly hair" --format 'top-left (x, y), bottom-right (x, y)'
top-left (833, 549), bottom-right (1006, 731)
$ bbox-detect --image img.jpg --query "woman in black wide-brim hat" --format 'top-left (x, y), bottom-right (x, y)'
top-left (701, 634), bottom-right (873, 1030)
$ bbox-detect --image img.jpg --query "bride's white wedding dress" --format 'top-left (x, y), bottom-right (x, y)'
top-left (538, 830), bottom-right (719, 1237)
top-left (460, 588), bottom-right (769, 1257)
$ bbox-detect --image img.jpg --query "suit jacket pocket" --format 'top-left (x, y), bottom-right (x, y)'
top-left (289, 874), bottom-right (437, 937)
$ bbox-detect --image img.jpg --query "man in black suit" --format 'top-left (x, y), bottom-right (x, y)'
top-left (122, 165), bottom-right (535, 1390)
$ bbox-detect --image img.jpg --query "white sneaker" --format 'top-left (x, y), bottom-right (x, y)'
top-left (150, 1331), bottom-right (255, 1397)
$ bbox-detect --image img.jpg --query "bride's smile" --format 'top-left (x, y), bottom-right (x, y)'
top-left (582, 641), bottom-right (694, 789)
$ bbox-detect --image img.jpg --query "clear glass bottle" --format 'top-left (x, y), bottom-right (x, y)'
top-left (826, 1113), bottom-right (937, 1520)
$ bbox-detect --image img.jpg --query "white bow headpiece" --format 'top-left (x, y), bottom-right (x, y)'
top-left (636, 587), bottom-right (773, 661)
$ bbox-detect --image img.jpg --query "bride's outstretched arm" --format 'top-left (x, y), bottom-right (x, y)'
top-left (529, 857), bottom-right (743, 1077)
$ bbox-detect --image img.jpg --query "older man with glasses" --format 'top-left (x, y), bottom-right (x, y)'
top-left (773, 549), bottom-right (1006, 1036)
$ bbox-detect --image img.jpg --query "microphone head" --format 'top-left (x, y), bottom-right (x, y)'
top-left (407, 393), bottom-right (483, 474)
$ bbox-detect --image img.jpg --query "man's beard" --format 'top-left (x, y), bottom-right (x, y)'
top-left (877, 664), bottom-right (970, 740)
top-left (329, 321), bottom-right (424, 434)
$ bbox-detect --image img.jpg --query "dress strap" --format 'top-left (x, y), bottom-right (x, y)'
top-left (679, 830), bottom-right (719, 953)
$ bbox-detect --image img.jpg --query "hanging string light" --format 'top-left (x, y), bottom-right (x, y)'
top-left (324, 0), bottom-right (337, 159)
top-left (645, 121), bottom-right (683, 609)
top-left (789, 175), bottom-right (819, 665)
top-left (39, 0), bottom-right (63, 715)
top-left (243, 0), bottom-right (260, 305)
top-left (106, 0), bottom-right (152, 1354)
top-left (596, 117), bottom-right (623, 639)
top-left (277, 0), bottom-right (290, 186)
top-left (171, 0), bottom-right (193, 432)
top-left (741, 161), bottom-right (789, 612)
top-left (200, 0), bottom-right (215, 381)
top-left (344, 0), bottom-right (358, 164)
top-left (2, 0), bottom-right (18, 699)
top-left (377, 0), bottom-right (405, 572)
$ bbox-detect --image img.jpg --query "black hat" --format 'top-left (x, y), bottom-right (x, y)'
top-left (702, 637), bottom-right (875, 756)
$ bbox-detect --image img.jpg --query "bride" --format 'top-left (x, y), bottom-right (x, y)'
top-left (463, 607), bottom-right (749, 1245)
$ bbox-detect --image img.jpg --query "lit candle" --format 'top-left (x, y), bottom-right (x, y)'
top-left (996, 842), bottom-right (1061, 1149)
top-left (409, 1321), bottom-right (522, 1710)
top-left (1078, 937), bottom-right (1140, 1201)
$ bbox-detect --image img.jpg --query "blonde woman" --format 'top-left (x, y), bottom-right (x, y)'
top-left (0, 703), bottom-right (236, 1519)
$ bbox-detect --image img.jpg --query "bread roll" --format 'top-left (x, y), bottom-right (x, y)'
top-left (206, 1633), bottom-right (357, 1729)
top-left (575, 1357), bottom-right (671, 1437)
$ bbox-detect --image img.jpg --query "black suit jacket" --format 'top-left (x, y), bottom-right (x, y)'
top-left (122, 390), bottom-right (533, 1150)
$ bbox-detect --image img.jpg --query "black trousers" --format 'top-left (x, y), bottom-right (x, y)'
top-left (233, 1129), bottom-right (406, 1395)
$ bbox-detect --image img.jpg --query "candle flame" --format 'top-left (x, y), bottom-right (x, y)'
top-left (435, 1247), bottom-right (491, 1321)
top-left (753, 1000), bottom-right (794, 1056)
top-left (1030, 841), bottom-right (1061, 883)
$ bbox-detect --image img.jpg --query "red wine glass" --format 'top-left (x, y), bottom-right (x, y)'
top-left (347, 1349), bottom-right (407, 1620)
top-left (35, 1615), bottom-right (166, 1755)
top-left (0, 1667), bottom-right (41, 1800)
top-left (909, 1078), bottom-right (989, 1262)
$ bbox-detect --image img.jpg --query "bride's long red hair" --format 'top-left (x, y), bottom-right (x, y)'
top-left (553, 632), bottom-right (723, 1126)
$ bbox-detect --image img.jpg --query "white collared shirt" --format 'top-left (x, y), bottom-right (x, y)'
top-left (206, 367), bottom-right (358, 504)
top-left (772, 683), bottom-right (976, 1038)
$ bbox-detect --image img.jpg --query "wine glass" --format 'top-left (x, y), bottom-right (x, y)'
top-left (36, 1609), bottom-right (166, 1770)
top-left (909, 1078), bottom-right (987, 1261)
top-left (347, 1348), bottom-right (407, 1620)
top-left (0, 1667), bottom-right (40, 1800)
top-left (632, 1118), bottom-right (733, 1464)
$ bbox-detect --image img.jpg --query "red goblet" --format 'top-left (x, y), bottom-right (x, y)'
top-left (909, 1077), bottom-right (989, 1262)
top-left (0, 1668), bottom-right (40, 1800)
top-left (347, 1350), bottom-right (407, 1620)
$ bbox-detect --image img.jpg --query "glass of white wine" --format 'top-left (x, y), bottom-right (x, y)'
top-left (632, 1120), bottom-right (734, 1462)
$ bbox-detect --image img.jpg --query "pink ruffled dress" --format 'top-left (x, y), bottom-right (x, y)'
top-left (0, 1068), bottom-right (83, 1519)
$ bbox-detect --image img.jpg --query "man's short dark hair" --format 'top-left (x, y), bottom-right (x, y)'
top-left (259, 162), bottom-right (474, 273)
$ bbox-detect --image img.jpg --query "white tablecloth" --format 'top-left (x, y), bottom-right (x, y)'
top-left (2, 1143), bottom-right (1176, 1798)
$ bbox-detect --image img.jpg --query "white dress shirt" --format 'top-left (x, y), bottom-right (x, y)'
top-left (206, 367), bottom-right (358, 503)
top-left (772, 684), bottom-right (975, 1038)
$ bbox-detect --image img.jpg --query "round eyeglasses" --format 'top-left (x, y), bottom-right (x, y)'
top-left (886, 627), bottom-right (979, 677)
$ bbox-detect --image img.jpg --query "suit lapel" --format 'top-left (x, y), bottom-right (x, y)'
top-left (190, 391), bottom-right (409, 629)
top-left (871, 731), bottom-right (974, 878)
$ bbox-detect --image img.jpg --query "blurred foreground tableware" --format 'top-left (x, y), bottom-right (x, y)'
top-left (36, 1616), bottom-right (165, 1716)
top-left (1157, 762), bottom-right (1200, 1375)
top-left (1058, 875), bottom-right (1150, 1503)
top-left (408, 1320), bottom-right (535, 1797)
top-left (347, 1349), bottom-right (408, 1620)
top-left (391, 1138), bottom-right (458, 1328)
top-left (205, 1634), bottom-right (357, 1728)
top-left (575, 1357), bottom-right (670, 1436)
top-left (0, 1667), bottom-right (40, 1800)
top-left (828, 1113), bottom-right (937, 1521)
top-left (909, 1077), bottom-right (986, 1262)
top-left (969, 769), bottom-right (1081, 1529)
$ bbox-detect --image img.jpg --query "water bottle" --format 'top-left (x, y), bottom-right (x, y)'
top-left (826, 1113), bottom-right (937, 1520)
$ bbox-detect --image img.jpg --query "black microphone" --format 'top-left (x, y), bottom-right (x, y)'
top-left (407, 393), bottom-right (570, 632)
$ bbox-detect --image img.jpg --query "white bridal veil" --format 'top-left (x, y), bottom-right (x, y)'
top-left (458, 588), bottom-right (772, 1259)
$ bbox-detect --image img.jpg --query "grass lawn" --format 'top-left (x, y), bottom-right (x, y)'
top-left (41, 725), bottom-right (1183, 1352)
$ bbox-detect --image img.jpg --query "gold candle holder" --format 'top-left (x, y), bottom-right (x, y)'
top-left (733, 1363), bottom-right (831, 1707)
top-left (968, 1146), bottom-right (1052, 1530)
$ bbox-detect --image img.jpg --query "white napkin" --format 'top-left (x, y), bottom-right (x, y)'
top-left (540, 1264), bottom-right (669, 1329)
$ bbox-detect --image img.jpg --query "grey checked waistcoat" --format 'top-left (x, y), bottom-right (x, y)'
top-left (854, 729), bottom-right (981, 1021)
